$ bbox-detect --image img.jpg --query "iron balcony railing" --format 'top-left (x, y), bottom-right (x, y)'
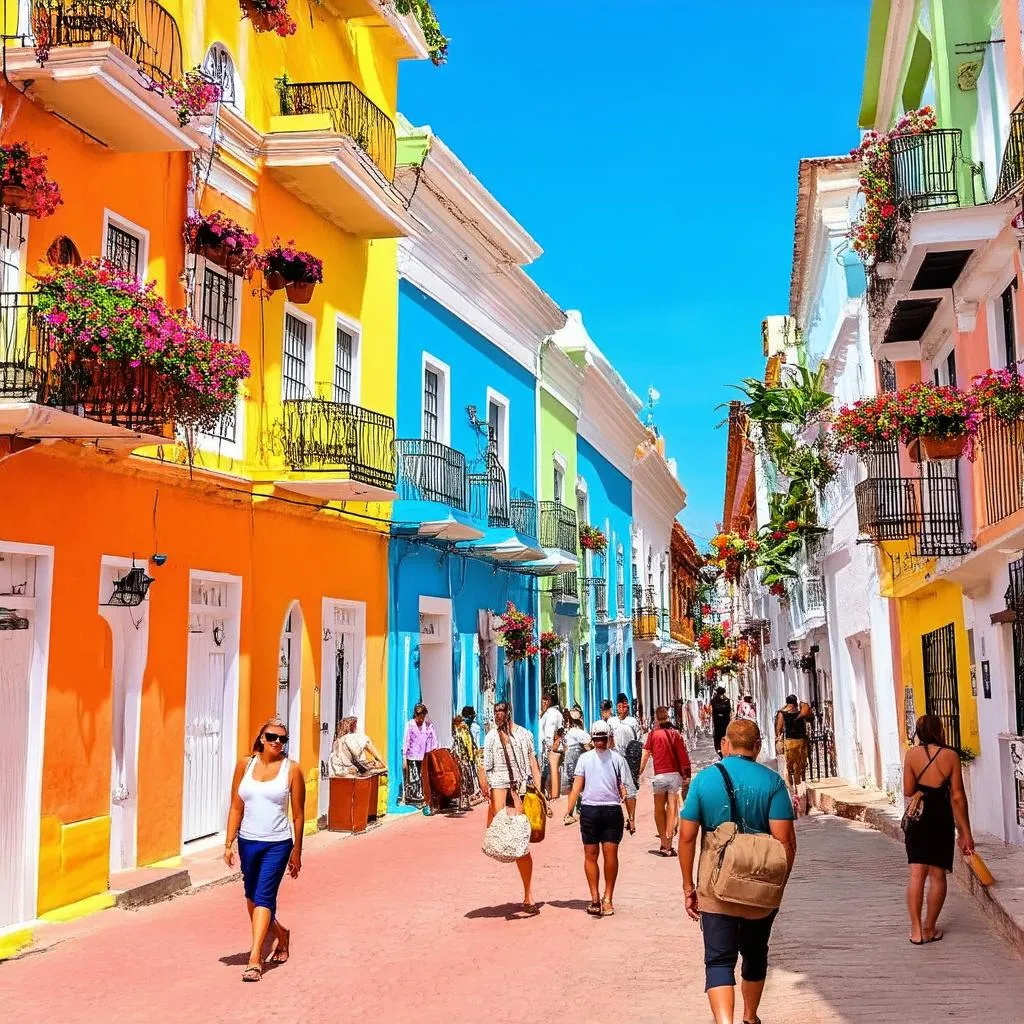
top-left (509, 495), bottom-right (538, 540)
top-left (0, 290), bottom-right (170, 433)
top-left (803, 576), bottom-right (826, 618)
top-left (393, 438), bottom-right (468, 511)
top-left (282, 398), bottom-right (395, 490)
top-left (468, 442), bottom-right (509, 528)
top-left (977, 417), bottom-right (1024, 528)
top-left (632, 584), bottom-right (658, 640)
top-left (539, 501), bottom-right (577, 553)
top-left (855, 472), bottom-right (969, 558)
top-left (277, 80), bottom-right (397, 182)
top-left (995, 101), bottom-right (1024, 201)
top-left (549, 571), bottom-right (579, 601)
top-left (890, 128), bottom-right (974, 213)
top-left (27, 0), bottom-right (184, 86)
top-left (586, 578), bottom-right (607, 621)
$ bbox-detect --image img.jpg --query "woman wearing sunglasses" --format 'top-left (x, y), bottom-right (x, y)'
top-left (224, 717), bottom-right (306, 982)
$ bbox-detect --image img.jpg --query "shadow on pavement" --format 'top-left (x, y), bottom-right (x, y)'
top-left (464, 902), bottom-right (544, 920)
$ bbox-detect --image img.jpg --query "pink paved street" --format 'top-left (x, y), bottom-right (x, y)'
top-left (5, 778), bottom-right (1024, 1023)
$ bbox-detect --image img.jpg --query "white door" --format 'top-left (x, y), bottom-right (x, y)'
top-left (183, 627), bottom-right (228, 843)
top-left (0, 616), bottom-right (33, 928)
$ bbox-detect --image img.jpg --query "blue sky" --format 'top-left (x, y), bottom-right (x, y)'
top-left (399, 0), bottom-right (872, 548)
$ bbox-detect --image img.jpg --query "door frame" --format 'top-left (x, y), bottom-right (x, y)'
top-left (0, 540), bottom-right (52, 929)
top-left (279, 602), bottom-right (304, 763)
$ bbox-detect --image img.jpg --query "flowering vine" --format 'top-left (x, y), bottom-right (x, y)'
top-left (578, 523), bottom-right (608, 554)
top-left (494, 602), bottom-right (538, 662)
top-left (165, 68), bottom-right (222, 127)
top-left (394, 0), bottom-right (448, 64)
top-left (0, 142), bottom-right (62, 218)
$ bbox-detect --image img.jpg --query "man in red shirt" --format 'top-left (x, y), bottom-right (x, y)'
top-left (639, 706), bottom-right (692, 856)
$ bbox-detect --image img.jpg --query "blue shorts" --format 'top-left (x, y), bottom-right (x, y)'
top-left (237, 837), bottom-right (293, 917)
top-left (701, 910), bottom-right (778, 990)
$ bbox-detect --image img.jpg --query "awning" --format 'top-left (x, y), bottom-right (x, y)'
top-left (458, 529), bottom-right (545, 564)
top-left (392, 505), bottom-right (484, 542)
top-left (515, 551), bottom-right (579, 577)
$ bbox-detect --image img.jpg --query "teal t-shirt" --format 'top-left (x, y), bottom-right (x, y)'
top-left (681, 756), bottom-right (794, 833)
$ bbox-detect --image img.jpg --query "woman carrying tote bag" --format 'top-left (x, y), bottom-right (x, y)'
top-left (481, 701), bottom-right (544, 912)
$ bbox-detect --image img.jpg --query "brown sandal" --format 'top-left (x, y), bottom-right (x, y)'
top-left (586, 901), bottom-right (602, 917)
top-left (242, 964), bottom-right (262, 982)
top-left (601, 899), bottom-right (615, 917)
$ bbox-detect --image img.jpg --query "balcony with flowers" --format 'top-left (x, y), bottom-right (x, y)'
top-left (851, 107), bottom-right (1009, 358)
top-left (0, 260), bottom-right (249, 449)
top-left (265, 76), bottom-right (415, 239)
top-left (4, 0), bottom-right (218, 152)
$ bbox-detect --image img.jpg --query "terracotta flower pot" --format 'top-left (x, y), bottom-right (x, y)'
top-left (921, 434), bottom-right (968, 460)
top-left (2, 184), bottom-right (35, 216)
top-left (197, 242), bottom-right (229, 268)
top-left (265, 269), bottom-right (287, 292)
top-left (286, 281), bottom-right (315, 304)
top-left (240, 0), bottom-right (274, 31)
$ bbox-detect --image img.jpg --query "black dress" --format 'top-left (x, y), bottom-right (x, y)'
top-left (905, 747), bottom-right (955, 872)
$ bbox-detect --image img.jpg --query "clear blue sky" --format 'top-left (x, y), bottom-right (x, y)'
top-left (399, 0), bottom-right (871, 548)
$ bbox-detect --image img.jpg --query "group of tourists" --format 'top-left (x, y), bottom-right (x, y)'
top-left (220, 690), bottom-right (977, 1024)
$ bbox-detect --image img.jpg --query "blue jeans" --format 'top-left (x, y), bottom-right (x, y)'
top-left (701, 910), bottom-right (779, 990)
top-left (237, 837), bottom-right (292, 918)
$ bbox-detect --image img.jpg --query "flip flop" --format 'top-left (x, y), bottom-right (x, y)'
top-left (586, 901), bottom-right (602, 917)
top-left (909, 938), bottom-right (925, 945)
top-left (924, 929), bottom-right (944, 943)
top-left (242, 965), bottom-right (262, 982)
top-left (268, 928), bottom-right (290, 964)
top-left (601, 900), bottom-right (615, 917)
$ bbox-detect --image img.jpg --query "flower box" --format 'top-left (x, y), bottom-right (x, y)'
top-left (286, 281), bottom-right (315, 305)
top-left (0, 142), bottom-right (62, 219)
top-left (185, 211), bottom-right (259, 277)
top-left (258, 239), bottom-right (323, 300)
top-left (921, 435), bottom-right (969, 460)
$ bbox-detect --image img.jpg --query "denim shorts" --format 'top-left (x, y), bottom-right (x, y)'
top-left (652, 772), bottom-right (684, 794)
top-left (237, 837), bottom-right (293, 917)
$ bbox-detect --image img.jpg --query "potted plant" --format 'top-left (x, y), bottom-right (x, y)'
top-left (971, 365), bottom-right (1024, 423)
top-left (0, 142), bottom-right (62, 218)
top-left (185, 211), bottom-right (259, 275)
top-left (494, 602), bottom-right (538, 662)
top-left (165, 68), bottom-right (222, 128)
top-left (831, 392), bottom-right (901, 456)
top-left (258, 239), bottom-right (323, 304)
top-left (539, 631), bottom-right (562, 658)
top-left (578, 523), bottom-right (608, 554)
top-left (239, 0), bottom-right (296, 36)
top-left (890, 381), bottom-right (980, 461)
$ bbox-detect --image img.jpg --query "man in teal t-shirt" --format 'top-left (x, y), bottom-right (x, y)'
top-left (679, 720), bottom-right (797, 1024)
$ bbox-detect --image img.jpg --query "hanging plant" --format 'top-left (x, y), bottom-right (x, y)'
top-left (257, 238), bottom-right (323, 304)
top-left (240, 0), bottom-right (297, 37)
top-left (831, 391), bottom-right (901, 455)
top-left (889, 382), bottom-right (980, 460)
top-left (705, 532), bottom-right (758, 582)
top-left (579, 523), bottom-right (608, 554)
top-left (165, 68), bottom-right (222, 127)
top-left (494, 602), bottom-right (538, 662)
top-left (0, 142), bottom-right (62, 218)
top-left (185, 211), bottom-right (259, 275)
top-left (394, 0), bottom-right (448, 64)
top-left (33, 260), bottom-right (250, 430)
top-left (971, 364), bottom-right (1024, 423)
top-left (539, 631), bottom-right (562, 657)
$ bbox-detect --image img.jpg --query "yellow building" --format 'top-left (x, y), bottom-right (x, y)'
top-left (0, 0), bottom-right (438, 936)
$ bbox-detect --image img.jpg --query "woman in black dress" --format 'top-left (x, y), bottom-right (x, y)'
top-left (710, 686), bottom-right (732, 758)
top-left (903, 715), bottom-right (975, 944)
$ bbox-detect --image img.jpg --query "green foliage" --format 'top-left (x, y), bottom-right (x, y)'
top-left (395, 0), bottom-right (448, 64)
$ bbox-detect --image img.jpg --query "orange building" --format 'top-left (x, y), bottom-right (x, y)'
top-left (0, 0), bottom-right (436, 936)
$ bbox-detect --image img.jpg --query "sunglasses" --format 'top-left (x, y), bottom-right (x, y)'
top-left (263, 732), bottom-right (288, 744)
top-left (593, 734), bottom-right (609, 741)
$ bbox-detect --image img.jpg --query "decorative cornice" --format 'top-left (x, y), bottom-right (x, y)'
top-left (540, 340), bottom-right (583, 417)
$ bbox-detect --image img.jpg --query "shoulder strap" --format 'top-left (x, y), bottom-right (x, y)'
top-left (714, 762), bottom-right (743, 833)
top-left (917, 744), bottom-right (944, 781)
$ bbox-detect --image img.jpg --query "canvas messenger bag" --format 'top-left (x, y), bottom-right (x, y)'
top-left (697, 762), bottom-right (789, 911)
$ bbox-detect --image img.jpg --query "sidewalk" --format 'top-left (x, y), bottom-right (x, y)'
top-left (808, 776), bottom-right (1024, 958)
top-left (6, 756), bottom-right (1024, 1022)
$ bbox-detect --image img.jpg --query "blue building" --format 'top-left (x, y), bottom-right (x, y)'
top-left (386, 123), bottom-right (567, 803)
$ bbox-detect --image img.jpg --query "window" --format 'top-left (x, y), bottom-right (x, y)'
top-left (334, 326), bottom-right (353, 404)
top-left (1001, 283), bottom-right (1018, 368)
top-left (45, 235), bottom-right (80, 268)
top-left (0, 209), bottom-right (25, 291)
top-left (282, 313), bottom-right (310, 401)
top-left (200, 265), bottom-right (238, 443)
top-left (553, 462), bottom-right (564, 504)
top-left (105, 222), bottom-right (141, 277)
top-left (201, 43), bottom-right (240, 111)
top-left (486, 389), bottom-right (509, 469)
top-left (423, 368), bottom-right (439, 440)
top-left (945, 350), bottom-right (957, 389)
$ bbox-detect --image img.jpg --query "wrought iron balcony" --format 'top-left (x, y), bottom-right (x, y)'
top-left (632, 584), bottom-right (658, 640)
top-left (0, 290), bottom-right (171, 435)
top-left (282, 398), bottom-right (395, 491)
top-left (549, 571), bottom-right (579, 601)
top-left (509, 495), bottom-right (539, 540)
top-left (539, 501), bottom-right (577, 553)
top-left (584, 578), bottom-right (608, 621)
top-left (890, 129), bottom-right (973, 214)
top-left (995, 101), bottom-right (1024, 201)
top-left (28, 0), bottom-right (184, 85)
top-left (855, 471), bottom-right (970, 558)
top-left (468, 444), bottom-right (509, 528)
top-left (394, 438), bottom-right (468, 511)
top-left (802, 576), bottom-right (826, 618)
top-left (277, 80), bottom-right (396, 181)
top-left (977, 417), bottom-right (1024, 529)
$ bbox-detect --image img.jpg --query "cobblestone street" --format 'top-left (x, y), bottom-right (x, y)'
top-left (5, 757), bottom-right (1022, 1023)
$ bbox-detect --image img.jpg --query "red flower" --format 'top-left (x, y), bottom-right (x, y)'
top-left (784, 521), bottom-right (798, 532)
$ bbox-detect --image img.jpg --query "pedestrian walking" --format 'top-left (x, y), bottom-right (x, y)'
top-left (402, 702), bottom-right (437, 810)
top-left (736, 694), bottom-right (757, 722)
top-left (223, 717), bottom-right (306, 983)
top-left (462, 704), bottom-right (482, 750)
top-left (774, 695), bottom-right (811, 788)
top-left (638, 706), bottom-right (692, 856)
top-left (482, 701), bottom-right (544, 912)
top-left (562, 719), bottom-right (636, 917)
top-left (539, 690), bottom-right (564, 799)
top-left (678, 720), bottom-right (797, 1024)
top-left (451, 715), bottom-right (481, 811)
top-left (711, 686), bottom-right (732, 758)
top-left (562, 709), bottom-right (592, 824)
top-left (903, 714), bottom-right (975, 945)
top-left (609, 692), bottom-right (643, 788)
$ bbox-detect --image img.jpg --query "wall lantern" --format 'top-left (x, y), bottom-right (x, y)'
top-left (106, 563), bottom-right (155, 608)
top-left (0, 607), bottom-right (29, 630)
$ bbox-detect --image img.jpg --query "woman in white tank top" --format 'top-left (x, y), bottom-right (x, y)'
top-left (224, 717), bottom-right (306, 982)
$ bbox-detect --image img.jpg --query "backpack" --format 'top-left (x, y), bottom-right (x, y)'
top-left (425, 748), bottom-right (461, 800)
top-left (697, 763), bottom-right (789, 911)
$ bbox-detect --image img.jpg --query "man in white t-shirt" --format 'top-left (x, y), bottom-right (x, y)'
top-left (539, 691), bottom-right (564, 799)
top-left (563, 719), bottom-right (637, 917)
top-left (608, 693), bottom-right (642, 788)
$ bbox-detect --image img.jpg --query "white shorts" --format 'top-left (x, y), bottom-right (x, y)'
top-left (652, 772), bottom-right (685, 795)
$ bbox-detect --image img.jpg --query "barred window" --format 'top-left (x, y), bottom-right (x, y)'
top-left (200, 266), bottom-right (238, 442)
top-left (283, 314), bottom-right (309, 401)
top-left (105, 223), bottom-right (141, 277)
top-left (0, 210), bottom-right (25, 288)
top-left (334, 327), bottom-right (353, 404)
top-left (423, 368), bottom-right (439, 440)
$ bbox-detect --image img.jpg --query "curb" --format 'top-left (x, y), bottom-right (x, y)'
top-left (807, 779), bottom-right (1024, 960)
